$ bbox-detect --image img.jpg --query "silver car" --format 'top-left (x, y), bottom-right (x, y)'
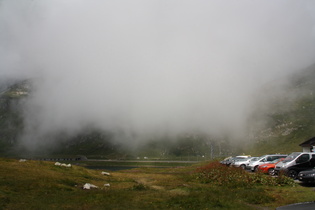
top-left (232, 157), bottom-right (258, 169)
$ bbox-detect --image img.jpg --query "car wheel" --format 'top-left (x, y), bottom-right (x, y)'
top-left (288, 170), bottom-right (298, 179)
top-left (254, 166), bottom-right (259, 172)
top-left (240, 164), bottom-right (246, 170)
top-left (268, 168), bottom-right (275, 176)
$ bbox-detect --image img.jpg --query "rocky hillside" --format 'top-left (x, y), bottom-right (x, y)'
top-left (0, 80), bottom-right (28, 156)
top-left (247, 63), bottom-right (315, 155)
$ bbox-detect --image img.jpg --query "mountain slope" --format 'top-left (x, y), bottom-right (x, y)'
top-left (247, 63), bottom-right (315, 155)
top-left (2, 64), bottom-right (315, 158)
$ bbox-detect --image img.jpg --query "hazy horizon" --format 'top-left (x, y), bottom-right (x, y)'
top-left (1, 0), bottom-right (315, 150)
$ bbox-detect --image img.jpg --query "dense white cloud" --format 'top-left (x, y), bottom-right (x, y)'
top-left (1, 0), bottom-right (315, 148)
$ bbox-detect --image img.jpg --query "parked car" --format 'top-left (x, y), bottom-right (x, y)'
top-left (257, 158), bottom-right (285, 175)
top-left (246, 154), bottom-right (287, 172)
top-left (220, 156), bottom-right (250, 167)
top-left (244, 157), bottom-right (259, 170)
top-left (275, 152), bottom-right (315, 179)
top-left (298, 168), bottom-right (315, 183)
top-left (231, 157), bottom-right (258, 169)
top-left (220, 156), bottom-right (233, 166)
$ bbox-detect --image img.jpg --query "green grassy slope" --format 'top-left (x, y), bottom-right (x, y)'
top-left (1, 158), bottom-right (315, 209)
top-left (247, 64), bottom-right (315, 155)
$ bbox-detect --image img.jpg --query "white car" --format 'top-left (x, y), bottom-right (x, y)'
top-left (232, 157), bottom-right (258, 169)
top-left (221, 155), bottom-right (250, 166)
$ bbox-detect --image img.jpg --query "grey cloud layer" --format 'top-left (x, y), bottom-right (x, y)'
top-left (1, 0), bottom-right (315, 148)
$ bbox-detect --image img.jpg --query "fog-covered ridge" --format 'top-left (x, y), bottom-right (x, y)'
top-left (1, 0), bottom-right (315, 151)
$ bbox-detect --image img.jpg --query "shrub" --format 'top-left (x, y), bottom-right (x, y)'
top-left (131, 183), bottom-right (148, 191)
top-left (195, 161), bottom-right (295, 188)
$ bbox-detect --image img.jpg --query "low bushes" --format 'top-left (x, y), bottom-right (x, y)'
top-left (195, 161), bottom-right (295, 188)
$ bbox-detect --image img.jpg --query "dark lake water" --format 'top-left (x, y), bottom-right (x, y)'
top-left (85, 165), bottom-right (170, 171)
top-left (85, 165), bottom-right (138, 171)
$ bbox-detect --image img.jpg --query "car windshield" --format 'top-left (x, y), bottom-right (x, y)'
top-left (250, 157), bottom-right (259, 161)
top-left (235, 157), bottom-right (250, 162)
top-left (257, 155), bottom-right (267, 162)
top-left (235, 156), bottom-right (248, 159)
top-left (282, 152), bottom-right (301, 163)
top-left (270, 159), bottom-right (281, 163)
top-left (223, 156), bottom-right (232, 161)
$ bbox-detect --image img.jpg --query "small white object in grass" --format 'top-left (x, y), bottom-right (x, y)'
top-left (101, 171), bottom-right (110, 176)
top-left (83, 183), bottom-right (98, 190)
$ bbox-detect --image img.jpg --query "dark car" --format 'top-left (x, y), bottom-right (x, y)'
top-left (220, 156), bottom-right (233, 166)
top-left (298, 168), bottom-right (315, 183)
top-left (275, 152), bottom-right (315, 179)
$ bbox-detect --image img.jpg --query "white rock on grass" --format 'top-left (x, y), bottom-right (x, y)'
top-left (55, 162), bottom-right (71, 167)
top-left (83, 183), bottom-right (98, 190)
top-left (101, 171), bottom-right (110, 176)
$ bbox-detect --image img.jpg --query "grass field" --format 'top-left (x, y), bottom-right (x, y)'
top-left (0, 158), bottom-right (315, 209)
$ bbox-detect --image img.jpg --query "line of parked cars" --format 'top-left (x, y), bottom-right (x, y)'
top-left (221, 152), bottom-right (315, 183)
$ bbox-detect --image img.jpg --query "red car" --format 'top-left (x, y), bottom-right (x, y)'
top-left (258, 158), bottom-right (285, 175)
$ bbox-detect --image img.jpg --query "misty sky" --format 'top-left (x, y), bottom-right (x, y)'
top-left (1, 0), bottom-right (315, 149)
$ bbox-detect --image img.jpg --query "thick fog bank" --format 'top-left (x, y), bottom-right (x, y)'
top-left (1, 0), bottom-right (315, 150)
